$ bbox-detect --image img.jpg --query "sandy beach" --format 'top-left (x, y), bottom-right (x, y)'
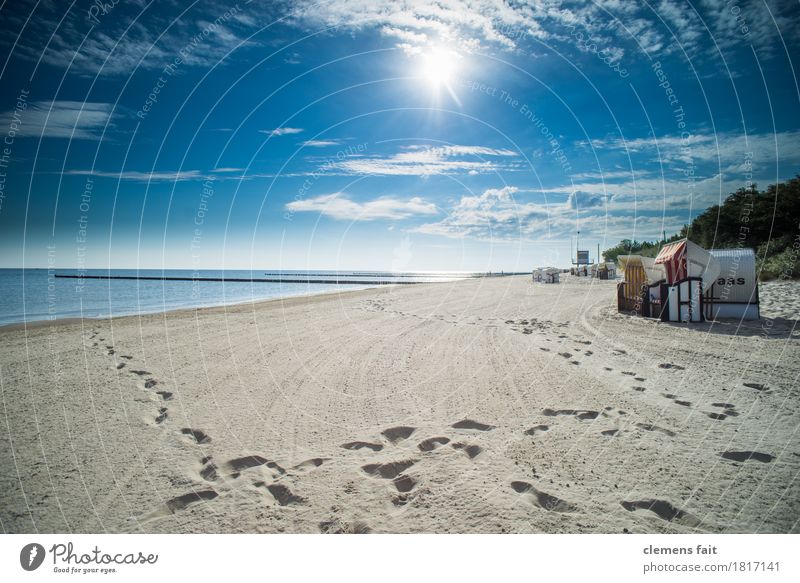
top-left (1, 275), bottom-right (798, 534)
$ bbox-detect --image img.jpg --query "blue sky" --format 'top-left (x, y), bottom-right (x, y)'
top-left (0, 0), bottom-right (798, 271)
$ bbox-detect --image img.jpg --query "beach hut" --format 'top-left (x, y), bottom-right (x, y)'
top-left (532, 269), bottom-right (544, 283)
top-left (703, 248), bottom-right (759, 320)
top-left (598, 262), bottom-right (616, 280)
top-left (654, 239), bottom-right (720, 322)
top-left (617, 255), bottom-right (665, 314)
top-left (544, 268), bottom-right (560, 283)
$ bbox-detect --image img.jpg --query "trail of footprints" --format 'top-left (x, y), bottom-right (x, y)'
top-left (340, 419), bottom-right (493, 510)
top-left (142, 405), bottom-right (778, 529)
top-left (95, 330), bottom-right (777, 530)
top-left (138, 417), bottom-right (495, 527)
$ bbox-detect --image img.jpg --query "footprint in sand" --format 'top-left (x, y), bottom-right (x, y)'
top-left (524, 425), bottom-right (549, 436)
top-left (418, 437), bottom-right (450, 451)
top-left (225, 456), bottom-right (285, 477)
top-left (292, 458), bottom-right (329, 471)
top-left (710, 403), bottom-right (739, 416)
top-left (542, 408), bottom-right (599, 420)
top-left (633, 386), bottom-right (646, 392)
top-left (511, 481), bottom-right (577, 512)
top-left (341, 441), bottom-right (383, 452)
top-left (705, 412), bottom-right (728, 420)
top-left (720, 451), bottom-right (775, 463)
top-left (451, 419), bottom-right (495, 431)
top-left (558, 352), bottom-right (572, 359)
top-left (120, 355), bottom-right (133, 360)
top-left (254, 482), bottom-right (306, 506)
top-left (712, 402), bottom-right (735, 409)
top-left (601, 408), bottom-right (627, 419)
top-left (381, 426), bottom-right (416, 444)
top-left (658, 363), bottom-right (685, 370)
top-left (743, 382), bottom-right (768, 392)
top-left (156, 391), bottom-right (173, 401)
top-left (539, 347), bottom-right (550, 352)
top-left (199, 457), bottom-right (218, 481)
top-left (361, 460), bottom-right (416, 479)
top-left (155, 407), bottom-right (168, 424)
top-left (181, 428), bottom-right (211, 444)
top-left (634, 377), bottom-right (646, 382)
top-left (165, 489), bottom-right (218, 513)
top-left (601, 429), bottom-right (619, 437)
top-left (355, 458), bottom-right (416, 501)
top-left (620, 499), bottom-right (701, 527)
top-left (621, 371), bottom-right (636, 376)
top-left (635, 423), bottom-right (676, 437)
top-left (451, 442), bottom-right (482, 459)
top-left (144, 379), bottom-right (158, 389)
top-left (130, 370), bottom-right (150, 376)
top-left (116, 363), bottom-right (125, 370)
top-left (393, 474), bottom-right (416, 493)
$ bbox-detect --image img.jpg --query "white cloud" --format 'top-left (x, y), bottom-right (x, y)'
top-left (261, 127), bottom-right (303, 137)
top-left (3, 3), bottom-right (257, 76)
top-left (568, 190), bottom-right (606, 209)
top-left (66, 169), bottom-right (204, 182)
top-left (0, 101), bottom-right (113, 140)
top-left (330, 144), bottom-right (518, 176)
top-left (588, 130), bottom-right (800, 170)
top-left (302, 139), bottom-right (341, 147)
top-left (287, 0), bottom-right (797, 65)
top-left (415, 186), bottom-right (550, 239)
top-left (413, 182), bottom-right (716, 242)
top-left (286, 193), bottom-right (439, 221)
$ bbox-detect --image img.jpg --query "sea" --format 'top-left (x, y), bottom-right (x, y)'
top-left (0, 269), bottom-right (478, 326)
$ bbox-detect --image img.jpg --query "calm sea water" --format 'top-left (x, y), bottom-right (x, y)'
top-left (0, 269), bottom-right (474, 326)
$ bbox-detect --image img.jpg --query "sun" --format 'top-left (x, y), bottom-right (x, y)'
top-left (417, 46), bottom-right (462, 104)
top-left (419, 47), bottom-right (458, 87)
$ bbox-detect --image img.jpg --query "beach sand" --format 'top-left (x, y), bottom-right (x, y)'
top-left (1, 275), bottom-right (798, 534)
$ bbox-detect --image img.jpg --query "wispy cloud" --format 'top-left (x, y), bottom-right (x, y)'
top-left (286, 193), bottom-right (439, 221)
top-left (587, 130), bottom-right (800, 170)
top-left (262, 127), bottom-right (303, 137)
top-left (330, 144), bottom-right (518, 176)
top-left (288, 0), bottom-right (798, 64)
top-left (66, 169), bottom-right (205, 182)
top-left (0, 101), bottom-right (113, 140)
top-left (302, 139), bottom-right (342, 147)
top-left (2, 3), bottom-right (258, 76)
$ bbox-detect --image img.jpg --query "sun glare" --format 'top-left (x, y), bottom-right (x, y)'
top-left (420, 47), bottom-right (458, 87)
top-left (417, 46), bottom-right (462, 105)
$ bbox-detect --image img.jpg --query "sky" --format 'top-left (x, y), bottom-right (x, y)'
top-left (0, 0), bottom-right (798, 271)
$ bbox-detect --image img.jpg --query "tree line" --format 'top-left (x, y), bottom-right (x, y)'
top-left (602, 175), bottom-right (800, 280)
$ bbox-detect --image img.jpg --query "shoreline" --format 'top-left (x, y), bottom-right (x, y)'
top-left (0, 279), bottom-right (462, 333)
